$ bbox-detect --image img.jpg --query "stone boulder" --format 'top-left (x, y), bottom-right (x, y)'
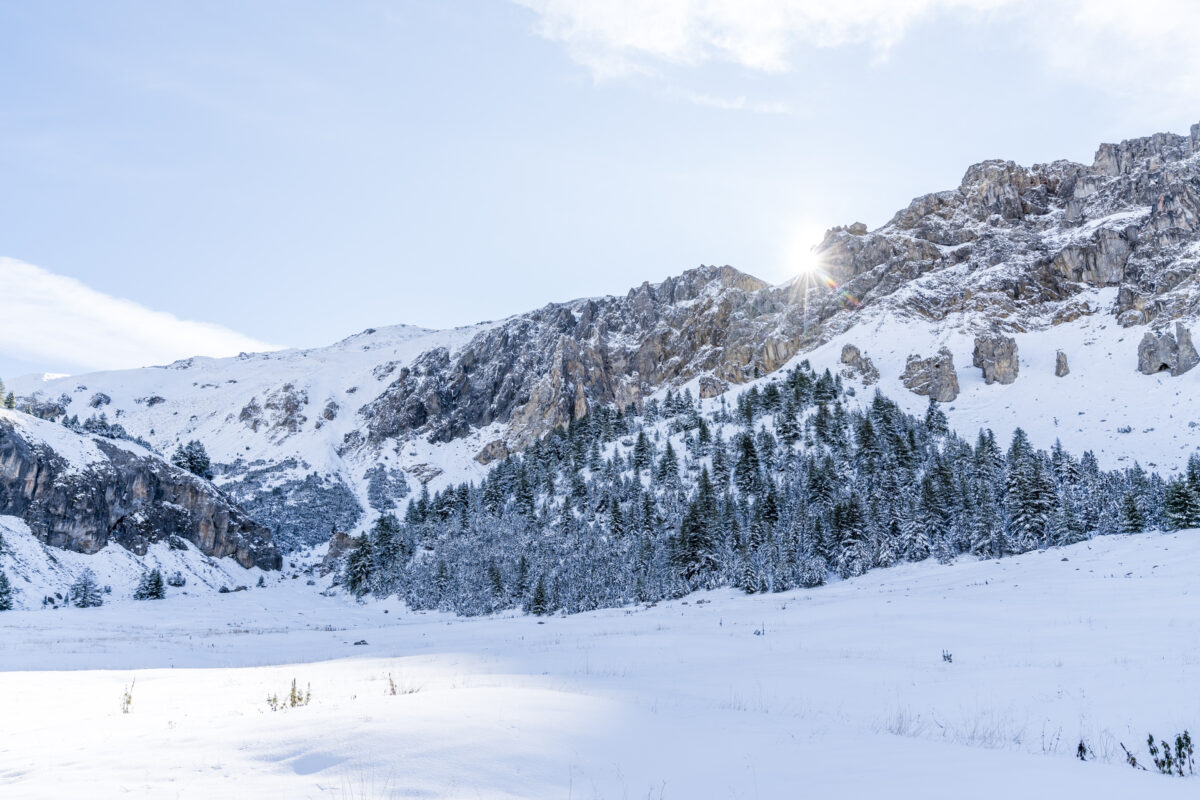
top-left (319, 530), bottom-right (356, 576)
top-left (901, 348), bottom-right (959, 402)
top-left (1055, 350), bottom-right (1070, 377)
top-left (475, 439), bottom-right (509, 465)
top-left (972, 334), bottom-right (1019, 385)
top-left (1138, 322), bottom-right (1200, 376)
top-left (839, 344), bottom-right (879, 385)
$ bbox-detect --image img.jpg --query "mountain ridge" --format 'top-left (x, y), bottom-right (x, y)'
top-left (11, 119), bottom-right (1200, 549)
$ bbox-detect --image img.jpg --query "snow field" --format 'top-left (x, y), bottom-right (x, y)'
top-left (1, 529), bottom-right (1198, 798)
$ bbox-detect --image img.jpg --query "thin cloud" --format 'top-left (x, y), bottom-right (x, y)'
top-left (513, 0), bottom-right (1008, 78)
top-left (0, 258), bottom-right (282, 374)
top-left (514, 0), bottom-right (1200, 107)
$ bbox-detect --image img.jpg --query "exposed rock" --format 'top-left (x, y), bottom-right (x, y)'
top-left (697, 375), bottom-right (729, 399)
top-left (263, 383), bottom-right (308, 435)
top-left (1137, 330), bottom-right (1176, 374)
top-left (475, 439), bottom-right (509, 465)
top-left (1055, 350), bottom-right (1070, 377)
top-left (319, 530), bottom-right (356, 576)
top-left (900, 348), bottom-right (959, 402)
top-left (405, 463), bottom-right (444, 485)
top-left (814, 121), bottom-right (1200, 328)
top-left (1137, 323), bottom-right (1199, 376)
top-left (972, 334), bottom-right (1019, 385)
top-left (1175, 323), bottom-right (1199, 375)
top-left (357, 265), bottom-right (810, 451)
top-left (0, 415), bottom-right (280, 570)
top-left (839, 344), bottom-right (879, 385)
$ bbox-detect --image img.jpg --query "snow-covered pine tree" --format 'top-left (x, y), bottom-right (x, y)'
top-left (0, 570), bottom-right (13, 611)
top-left (342, 536), bottom-right (375, 598)
top-left (71, 569), bottom-right (103, 608)
top-left (133, 568), bottom-right (166, 600)
top-left (170, 440), bottom-right (214, 480)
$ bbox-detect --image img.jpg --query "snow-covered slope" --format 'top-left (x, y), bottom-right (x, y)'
top-left (0, 515), bottom-right (273, 609)
top-left (1, 529), bottom-right (1197, 797)
top-left (11, 323), bottom-right (497, 548)
top-left (797, 286), bottom-right (1200, 475)
top-left (0, 407), bottom-right (280, 582)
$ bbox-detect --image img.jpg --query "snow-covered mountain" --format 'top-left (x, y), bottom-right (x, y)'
top-left (11, 120), bottom-right (1200, 550)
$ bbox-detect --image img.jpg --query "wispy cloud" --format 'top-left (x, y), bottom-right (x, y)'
top-left (513, 0), bottom-right (1008, 79)
top-left (514, 0), bottom-right (1200, 107)
top-left (0, 258), bottom-right (282, 374)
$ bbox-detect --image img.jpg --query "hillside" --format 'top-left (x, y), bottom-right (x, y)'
top-left (0, 408), bottom-right (280, 600)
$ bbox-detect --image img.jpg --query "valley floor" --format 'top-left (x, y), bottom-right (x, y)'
top-left (2, 531), bottom-right (1199, 798)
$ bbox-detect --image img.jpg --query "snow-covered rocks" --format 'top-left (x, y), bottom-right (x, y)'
top-left (839, 343), bottom-right (880, 384)
top-left (0, 410), bottom-right (280, 570)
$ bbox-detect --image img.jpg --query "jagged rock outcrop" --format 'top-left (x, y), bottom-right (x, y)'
top-left (1177, 324), bottom-right (1200, 375)
top-left (839, 344), bottom-right (879, 384)
top-left (358, 266), bottom-right (811, 450)
top-left (1138, 322), bottom-right (1200, 376)
top-left (813, 121), bottom-right (1200, 329)
top-left (0, 415), bottom-right (280, 570)
top-left (900, 348), bottom-right (959, 402)
top-left (972, 334), bottom-right (1019, 385)
top-left (1055, 350), bottom-right (1070, 377)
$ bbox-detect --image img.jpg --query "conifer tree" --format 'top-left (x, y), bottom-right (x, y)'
top-left (1120, 492), bottom-right (1146, 534)
top-left (170, 440), bottom-right (213, 480)
top-left (0, 570), bottom-right (13, 611)
top-left (70, 569), bottom-right (103, 608)
top-left (133, 568), bottom-right (166, 600)
top-left (342, 536), bottom-right (375, 598)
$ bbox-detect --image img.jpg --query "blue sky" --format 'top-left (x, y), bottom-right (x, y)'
top-left (1, 0), bottom-right (1197, 377)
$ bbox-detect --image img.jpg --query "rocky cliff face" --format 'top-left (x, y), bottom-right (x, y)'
top-left (354, 265), bottom-right (812, 457)
top-left (813, 123), bottom-right (1200, 332)
top-left (0, 411), bottom-right (280, 570)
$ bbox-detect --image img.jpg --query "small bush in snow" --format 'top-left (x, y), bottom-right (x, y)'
top-left (120, 681), bottom-right (135, 714)
top-left (166, 571), bottom-right (186, 588)
top-left (1122, 731), bottom-right (1195, 776)
top-left (267, 679), bottom-right (311, 711)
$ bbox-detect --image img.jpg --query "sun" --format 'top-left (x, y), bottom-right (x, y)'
top-left (785, 221), bottom-right (828, 281)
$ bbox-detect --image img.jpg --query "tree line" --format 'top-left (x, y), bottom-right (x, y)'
top-left (339, 361), bottom-right (1186, 616)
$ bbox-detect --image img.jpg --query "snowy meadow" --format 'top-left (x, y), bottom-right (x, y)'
top-left (2, 529), bottom-right (1198, 798)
